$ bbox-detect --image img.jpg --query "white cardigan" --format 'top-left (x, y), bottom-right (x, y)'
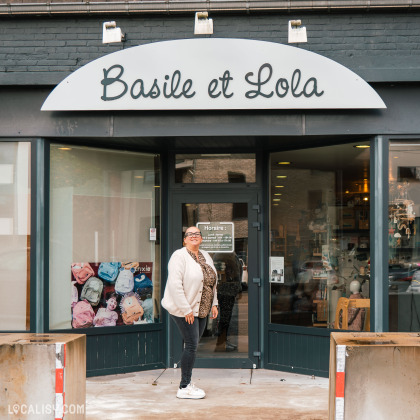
top-left (161, 247), bottom-right (218, 317)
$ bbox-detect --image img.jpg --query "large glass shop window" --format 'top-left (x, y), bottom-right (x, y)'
top-left (0, 142), bottom-right (31, 330)
top-left (270, 143), bottom-right (371, 330)
top-left (49, 145), bottom-right (160, 329)
top-left (389, 141), bottom-right (420, 331)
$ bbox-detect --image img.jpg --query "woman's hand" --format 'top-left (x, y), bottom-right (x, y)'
top-left (185, 312), bottom-right (194, 324)
top-left (210, 305), bottom-right (218, 319)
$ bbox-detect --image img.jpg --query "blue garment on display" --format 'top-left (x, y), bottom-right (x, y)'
top-left (134, 273), bottom-right (153, 293)
top-left (142, 298), bottom-right (154, 322)
top-left (98, 262), bottom-right (121, 283)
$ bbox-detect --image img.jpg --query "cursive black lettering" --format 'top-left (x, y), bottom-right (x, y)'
top-left (220, 70), bottom-right (233, 98)
top-left (182, 79), bottom-right (195, 98)
top-left (208, 79), bottom-right (220, 98)
top-left (163, 70), bottom-right (187, 99)
top-left (208, 70), bottom-right (233, 99)
top-left (163, 75), bottom-right (171, 98)
top-left (101, 65), bottom-right (128, 101)
top-left (275, 78), bottom-right (289, 98)
top-left (245, 63), bottom-right (274, 99)
top-left (131, 79), bottom-right (143, 99)
top-left (130, 78), bottom-right (161, 99)
top-left (149, 79), bottom-right (161, 98)
top-left (159, 71), bottom-right (196, 99)
top-left (303, 77), bottom-right (324, 98)
top-left (171, 71), bottom-right (182, 99)
top-left (291, 69), bottom-right (304, 98)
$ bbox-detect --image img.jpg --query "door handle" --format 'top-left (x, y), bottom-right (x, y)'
top-left (253, 278), bottom-right (261, 287)
top-left (252, 222), bottom-right (261, 230)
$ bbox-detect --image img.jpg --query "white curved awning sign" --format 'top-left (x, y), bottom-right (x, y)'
top-left (41, 38), bottom-right (386, 111)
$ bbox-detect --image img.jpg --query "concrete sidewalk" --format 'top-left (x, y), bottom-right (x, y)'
top-left (86, 368), bottom-right (329, 419)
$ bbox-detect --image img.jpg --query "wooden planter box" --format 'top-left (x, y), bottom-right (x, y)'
top-left (0, 333), bottom-right (86, 419)
top-left (329, 332), bottom-right (420, 420)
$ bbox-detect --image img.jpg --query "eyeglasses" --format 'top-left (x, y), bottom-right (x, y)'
top-left (185, 232), bottom-right (202, 238)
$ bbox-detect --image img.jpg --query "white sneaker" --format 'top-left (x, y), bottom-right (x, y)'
top-left (176, 382), bottom-right (206, 399)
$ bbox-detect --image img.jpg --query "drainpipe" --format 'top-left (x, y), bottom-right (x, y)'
top-left (1, 0), bottom-right (419, 16)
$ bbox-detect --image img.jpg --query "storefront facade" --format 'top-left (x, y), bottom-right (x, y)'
top-left (1, 3), bottom-right (420, 377)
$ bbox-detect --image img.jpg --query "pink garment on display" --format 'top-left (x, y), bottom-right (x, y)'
top-left (93, 308), bottom-right (118, 327)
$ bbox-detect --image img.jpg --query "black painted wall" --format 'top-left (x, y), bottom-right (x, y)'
top-left (85, 328), bottom-right (165, 377)
top-left (1, 11), bottom-right (420, 86)
top-left (267, 326), bottom-right (330, 377)
top-left (0, 85), bottom-right (419, 139)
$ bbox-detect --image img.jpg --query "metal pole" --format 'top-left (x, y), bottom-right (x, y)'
top-left (371, 135), bottom-right (389, 332)
top-left (34, 138), bottom-right (46, 333)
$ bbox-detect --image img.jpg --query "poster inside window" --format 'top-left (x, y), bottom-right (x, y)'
top-left (71, 262), bottom-right (155, 328)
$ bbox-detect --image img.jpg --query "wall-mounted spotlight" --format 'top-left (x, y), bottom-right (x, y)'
top-left (288, 20), bottom-right (307, 44)
top-left (194, 12), bottom-right (213, 35)
top-left (102, 21), bottom-right (125, 44)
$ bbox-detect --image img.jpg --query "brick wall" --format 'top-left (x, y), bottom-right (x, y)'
top-left (1, 12), bottom-right (420, 84)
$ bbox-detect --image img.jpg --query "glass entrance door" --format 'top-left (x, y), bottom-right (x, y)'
top-left (170, 192), bottom-right (260, 368)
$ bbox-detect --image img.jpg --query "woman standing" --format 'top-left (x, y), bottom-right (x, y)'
top-left (161, 226), bottom-right (218, 399)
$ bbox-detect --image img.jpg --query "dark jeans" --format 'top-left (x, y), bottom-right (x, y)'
top-left (217, 294), bottom-right (236, 339)
top-left (171, 315), bottom-right (207, 388)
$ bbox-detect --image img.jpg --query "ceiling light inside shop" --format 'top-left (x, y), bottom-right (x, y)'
top-left (274, 193), bottom-right (282, 196)
top-left (354, 145), bottom-right (370, 149)
top-left (273, 199), bottom-right (281, 202)
top-left (277, 162), bottom-right (291, 165)
top-left (363, 179), bottom-right (369, 192)
top-left (363, 197), bottom-right (369, 201)
top-left (275, 185), bottom-right (284, 188)
top-left (58, 147), bottom-right (72, 151)
top-left (276, 175), bottom-right (287, 179)
top-left (134, 176), bottom-right (144, 179)
top-left (154, 186), bottom-right (160, 188)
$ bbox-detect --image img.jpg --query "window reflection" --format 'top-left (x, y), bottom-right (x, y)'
top-left (175, 154), bottom-right (256, 183)
top-left (0, 142), bottom-right (31, 331)
top-left (270, 143), bottom-right (371, 330)
top-left (389, 141), bottom-right (420, 331)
